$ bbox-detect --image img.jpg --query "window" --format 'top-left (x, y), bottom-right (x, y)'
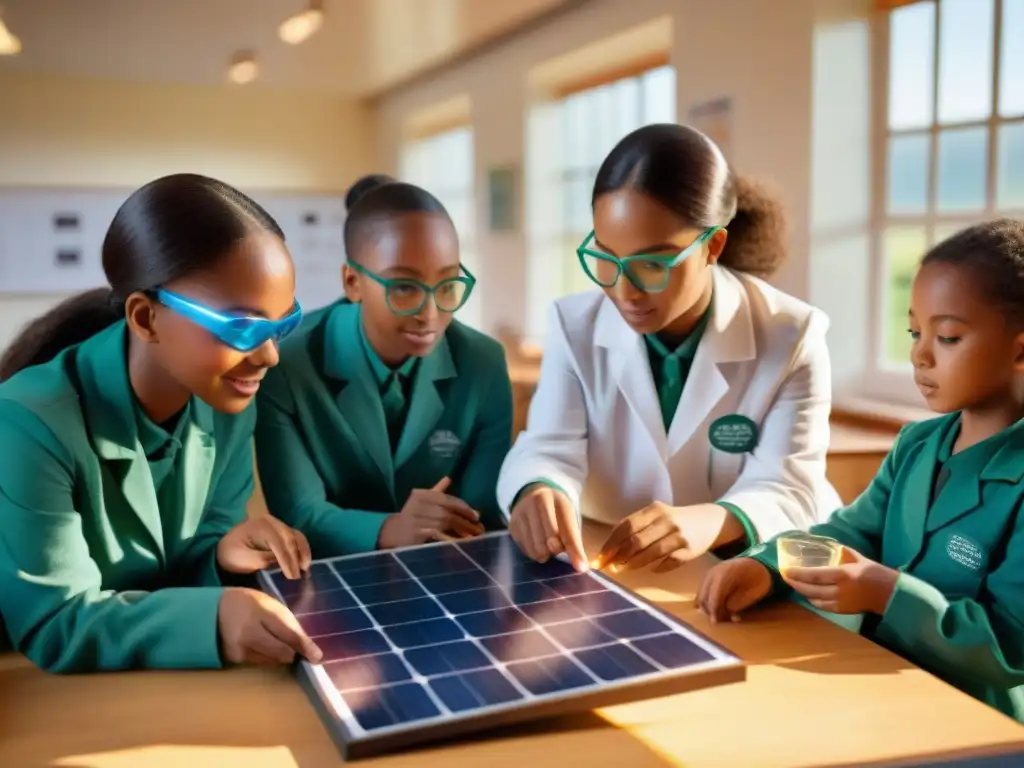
top-left (400, 125), bottom-right (480, 329)
top-left (874, 0), bottom-right (1024, 396)
top-left (525, 64), bottom-right (675, 342)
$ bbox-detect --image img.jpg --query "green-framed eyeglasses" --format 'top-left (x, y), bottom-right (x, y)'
top-left (348, 261), bottom-right (476, 316)
top-left (576, 226), bottom-right (721, 293)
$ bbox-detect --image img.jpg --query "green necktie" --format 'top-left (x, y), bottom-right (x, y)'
top-left (381, 373), bottom-right (407, 449)
top-left (659, 354), bottom-right (684, 430)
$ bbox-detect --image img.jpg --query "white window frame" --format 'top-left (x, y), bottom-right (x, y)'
top-left (865, 0), bottom-right (1024, 405)
top-left (399, 125), bottom-right (480, 330)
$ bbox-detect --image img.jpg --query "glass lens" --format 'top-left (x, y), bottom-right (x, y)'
top-left (221, 317), bottom-right (269, 352)
top-left (274, 309), bottom-right (303, 340)
top-left (434, 279), bottom-right (469, 311)
top-left (580, 251), bottom-right (621, 287)
top-left (623, 259), bottom-right (671, 291)
top-left (386, 282), bottom-right (428, 314)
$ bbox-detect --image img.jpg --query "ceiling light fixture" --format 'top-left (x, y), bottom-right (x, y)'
top-left (227, 50), bottom-right (258, 85)
top-left (278, 0), bottom-right (324, 45)
top-left (0, 11), bottom-right (22, 56)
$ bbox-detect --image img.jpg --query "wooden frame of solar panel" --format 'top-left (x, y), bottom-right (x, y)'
top-left (258, 532), bottom-right (746, 760)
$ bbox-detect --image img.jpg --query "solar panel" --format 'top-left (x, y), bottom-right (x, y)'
top-left (258, 532), bottom-right (745, 760)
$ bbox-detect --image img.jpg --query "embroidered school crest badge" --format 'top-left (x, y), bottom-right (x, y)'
top-left (428, 429), bottom-right (461, 459)
top-left (946, 533), bottom-right (986, 572)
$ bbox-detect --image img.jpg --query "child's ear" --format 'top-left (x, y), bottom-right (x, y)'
top-left (1012, 331), bottom-right (1024, 371)
top-left (342, 264), bottom-right (362, 303)
top-left (706, 229), bottom-right (728, 266)
top-left (125, 292), bottom-right (160, 343)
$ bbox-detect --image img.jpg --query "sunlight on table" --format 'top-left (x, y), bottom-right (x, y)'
top-left (52, 745), bottom-right (299, 768)
top-left (631, 586), bottom-right (695, 605)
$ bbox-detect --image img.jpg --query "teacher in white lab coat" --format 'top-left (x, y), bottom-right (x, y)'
top-left (498, 123), bottom-right (841, 575)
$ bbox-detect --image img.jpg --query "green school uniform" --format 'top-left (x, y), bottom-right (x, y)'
top-left (744, 413), bottom-right (1024, 721)
top-left (643, 304), bottom-right (712, 430)
top-left (357, 315), bottom-right (418, 451)
top-left (0, 321), bottom-right (255, 673)
top-left (254, 300), bottom-right (514, 558)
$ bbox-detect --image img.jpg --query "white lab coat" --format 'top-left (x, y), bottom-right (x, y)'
top-left (497, 266), bottom-right (841, 542)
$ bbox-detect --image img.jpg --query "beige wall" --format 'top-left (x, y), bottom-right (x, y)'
top-left (0, 71), bottom-right (376, 349)
top-left (0, 71), bottom-right (374, 190)
top-left (372, 0), bottom-right (876, 393)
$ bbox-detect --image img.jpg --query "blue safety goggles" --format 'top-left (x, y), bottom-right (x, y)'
top-left (153, 288), bottom-right (303, 352)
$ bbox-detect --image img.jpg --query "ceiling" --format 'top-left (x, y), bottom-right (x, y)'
top-left (0, 0), bottom-right (574, 96)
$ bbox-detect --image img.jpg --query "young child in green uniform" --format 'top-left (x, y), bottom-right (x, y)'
top-left (255, 175), bottom-right (513, 557)
top-left (699, 219), bottom-right (1024, 721)
top-left (0, 174), bottom-right (323, 673)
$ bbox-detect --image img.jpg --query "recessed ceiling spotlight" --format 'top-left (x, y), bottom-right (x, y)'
top-left (0, 10), bottom-right (22, 56)
top-left (227, 50), bottom-right (259, 84)
top-left (279, 0), bottom-right (324, 45)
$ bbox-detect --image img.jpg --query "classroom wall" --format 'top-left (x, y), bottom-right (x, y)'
top-left (0, 71), bottom-right (376, 350)
top-left (373, 0), bottom-right (875, 392)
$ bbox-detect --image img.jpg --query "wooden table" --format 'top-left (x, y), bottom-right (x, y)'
top-left (3, 522), bottom-right (1023, 768)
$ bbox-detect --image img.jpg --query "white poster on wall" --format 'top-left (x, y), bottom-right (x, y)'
top-left (688, 97), bottom-right (734, 161)
top-left (0, 186), bottom-right (347, 311)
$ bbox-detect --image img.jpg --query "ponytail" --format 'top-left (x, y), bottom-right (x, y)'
top-left (0, 288), bottom-right (121, 382)
top-left (717, 175), bottom-right (789, 278)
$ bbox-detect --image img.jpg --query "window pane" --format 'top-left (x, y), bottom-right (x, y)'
top-left (997, 122), bottom-right (1024, 209)
top-left (446, 127), bottom-right (473, 184)
top-left (999, 0), bottom-right (1024, 117)
top-left (429, 133), bottom-right (451, 185)
top-left (563, 93), bottom-right (587, 170)
top-left (883, 227), bottom-right (927, 367)
top-left (932, 222), bottom-right (968, 247)
top-left (937, 0), bottom-right (995, 124)
top-left (611, 77), bottom-right (642, 142)
top-left (564, 234), bottom-right (593, 296)
top-left (563, 174), bottom-right (591, 237)
top-left (887, 133), bottom-right (930, 214)
top-left (936, 127), bottom-right (988, 212)
top-left (445, 196), bottom-right (472, 240)
top-left (591, 84), bottom-right (619, 165)
top-left (401, 142), bottom-right (428, 187)
top-left (888, 2), bottom-right (935, 130)
top-left (641, 65), bottom-right (676, 125)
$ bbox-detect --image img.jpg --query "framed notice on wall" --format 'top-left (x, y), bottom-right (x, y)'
top-left (688, 97), bottom-right (734, 161)
top-left (487, 165), bottom-right (519, 232)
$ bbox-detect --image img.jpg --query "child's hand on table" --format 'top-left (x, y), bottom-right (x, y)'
top-left (377, 477), bottom-right (484, 549)
top-left (593, 503), bottom-right (745, 573)
top-left (696, 558), bottom-right (774, 623)
top-left (217, 515), bottom-right (312, 579)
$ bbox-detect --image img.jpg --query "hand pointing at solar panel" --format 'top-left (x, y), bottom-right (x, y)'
top-left (508, 484), bottom-right (589, 573)
top-left (218, 588), bottom-right (323, 665)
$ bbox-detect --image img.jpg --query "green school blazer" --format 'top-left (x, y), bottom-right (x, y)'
top-left (254, 300), bottom-right (514, 557)
top-left (745, 413), bottom-right (1024, 722)
top-left (0, 322), bottom-right (255, 673)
